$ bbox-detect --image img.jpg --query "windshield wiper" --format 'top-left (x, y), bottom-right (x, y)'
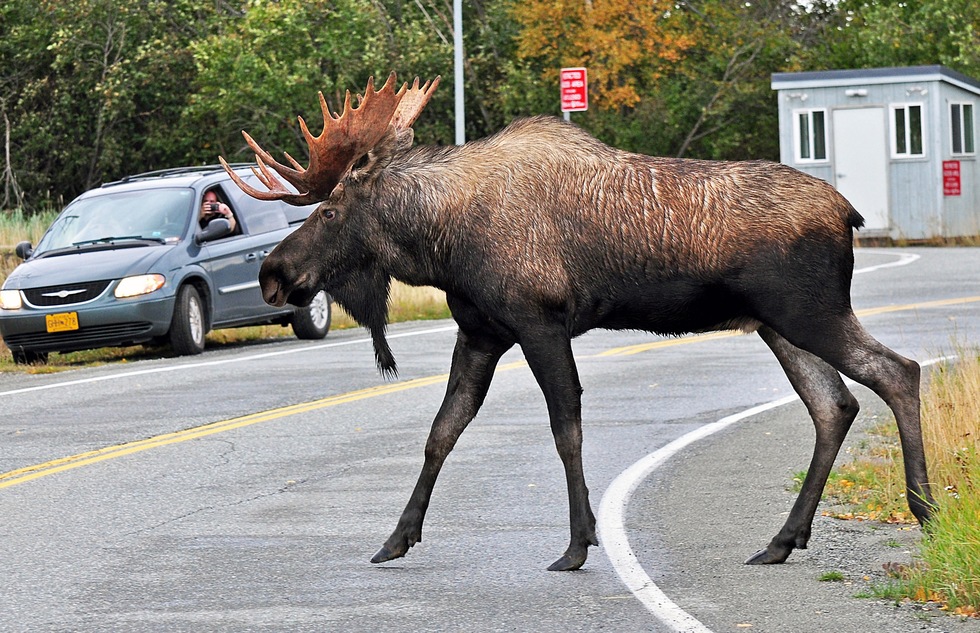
top-left (72, 235), bottom-right (166, 246)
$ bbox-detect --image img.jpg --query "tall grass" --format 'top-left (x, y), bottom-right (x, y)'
top-left (0, 209), bottom-right (57, 248)
top-left (906, 355), bottom-right (980, 614)
top-left (822, 351), bottom-right (980, 615)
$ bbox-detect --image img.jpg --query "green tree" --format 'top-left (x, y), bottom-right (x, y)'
top-left (1, 0), bottom-right (219, 210)
top-left (186, 0), bottom-right (454, 165)
top-left (646, 0), bottom-right (802, 160)
top-left (801, 0), bottom-right (980, 74)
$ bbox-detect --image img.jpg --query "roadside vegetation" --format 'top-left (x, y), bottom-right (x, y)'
top-left (815, 352), bottom-right (980, 617)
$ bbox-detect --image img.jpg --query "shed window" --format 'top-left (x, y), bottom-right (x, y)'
top-left (891, 103), bottom-right (924, 158)
top-left (951, 103), bottom-right (975, 155)
top-left (793, 109), bottom-right (827, 163)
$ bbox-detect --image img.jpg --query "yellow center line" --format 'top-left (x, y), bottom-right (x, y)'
top-left (598, 295), bottom-right (980, 357)
top-left (2, 297), bottom-right (979, 489)
top-left (597, 331), bottom-right (737, 357)
top-left (0, 374), bottom-right (448, 489)
top-left (854, 295), bottom-right (980, 317)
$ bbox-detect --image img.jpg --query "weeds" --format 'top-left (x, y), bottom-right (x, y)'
top-left (818, 350), bottom-right (980, 616)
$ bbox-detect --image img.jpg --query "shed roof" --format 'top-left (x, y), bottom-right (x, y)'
top-left (771, 65), bottom-right (980, 96)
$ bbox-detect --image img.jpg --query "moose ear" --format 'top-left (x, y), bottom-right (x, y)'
top-left (346, 128), bottom-right (394, 181)
top-left (394, 127), bottom-right (415, 150)
top-left (351, 125), bottom-right (413, 181)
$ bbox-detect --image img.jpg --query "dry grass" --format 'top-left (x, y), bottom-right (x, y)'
top-left (0, 209), bottom-right (56, 249)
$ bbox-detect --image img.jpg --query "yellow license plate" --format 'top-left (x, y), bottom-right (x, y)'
top-left (45, 312), bottom-right (79, 333)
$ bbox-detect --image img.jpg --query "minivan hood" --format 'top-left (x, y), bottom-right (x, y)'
top-left (3, 245), bottom-right (175, 289)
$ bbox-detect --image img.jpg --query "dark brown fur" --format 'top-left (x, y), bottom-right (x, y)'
top-left (253, 114), bottom-right (933, 571)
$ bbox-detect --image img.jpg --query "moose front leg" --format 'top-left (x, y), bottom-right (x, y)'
top-left (371, 329), bottom-right (513, 564)
top-left (519, 325), bottom-right (597, 571)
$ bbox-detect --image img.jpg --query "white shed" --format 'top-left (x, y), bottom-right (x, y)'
top-left (771, 65), bottom-right (979, 241)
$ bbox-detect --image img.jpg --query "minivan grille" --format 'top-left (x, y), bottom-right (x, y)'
top-left (2, 322), bottom-right (154, 351)
top-left (23, 281), bottom-right (112, 307)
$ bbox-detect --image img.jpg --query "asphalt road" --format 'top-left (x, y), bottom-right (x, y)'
top-left (1, 247), bottom-right (979, 632)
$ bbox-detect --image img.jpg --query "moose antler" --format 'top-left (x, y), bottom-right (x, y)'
top-left (221, 72), bottom-right (439, 206)
top-left (391, 76), bottom-right (441, 131)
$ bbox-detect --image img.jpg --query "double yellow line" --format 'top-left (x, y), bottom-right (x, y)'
top-left (2, 296), bottom-right (978, 490)
top-left (0, 374), bottom-right (447, 490)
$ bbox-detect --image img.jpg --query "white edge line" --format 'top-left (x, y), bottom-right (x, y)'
top-left (597, 355), bottom-right (952, 632)
top-left (0, 324), bottom-right (458, 397)
top-left (853, 251), bottom-right (920, 274)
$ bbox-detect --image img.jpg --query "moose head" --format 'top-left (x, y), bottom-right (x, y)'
top-left (221, 73), bottom-right (440, 375)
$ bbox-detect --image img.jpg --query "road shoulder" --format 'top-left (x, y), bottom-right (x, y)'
top-left (625, 389), bottom-right (980, 633)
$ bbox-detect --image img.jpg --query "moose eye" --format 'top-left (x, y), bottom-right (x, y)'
top-left (352, 153), bottom-right (371, 170)
top-left (321, 208), bottom-right (337, 221)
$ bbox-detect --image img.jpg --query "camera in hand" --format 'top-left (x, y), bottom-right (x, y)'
top-left (208, 202), bottom-right (220, 213)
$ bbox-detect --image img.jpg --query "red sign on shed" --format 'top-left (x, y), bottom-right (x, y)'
top-left (943, 160), bottom-right (961, 196)
top-left (560, 67), bottom-right (588, 113)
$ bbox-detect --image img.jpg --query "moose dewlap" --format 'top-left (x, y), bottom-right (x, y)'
top-left (222, 72), bottom-right (934, 572)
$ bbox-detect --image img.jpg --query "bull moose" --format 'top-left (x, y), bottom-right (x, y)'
top-left (221, 73), bottom-right (934, 571)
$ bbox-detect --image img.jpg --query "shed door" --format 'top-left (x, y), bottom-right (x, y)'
top-left (832, 108), bottom-right (889, 230)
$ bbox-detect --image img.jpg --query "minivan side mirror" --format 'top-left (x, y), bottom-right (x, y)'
top-left (195, 218), bottom-right (232, 244)
top-left (14, 241), bottom-right (33, 260)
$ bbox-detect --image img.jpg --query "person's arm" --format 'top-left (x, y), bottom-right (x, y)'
top-left (219, 204), bottom-right (237, 232)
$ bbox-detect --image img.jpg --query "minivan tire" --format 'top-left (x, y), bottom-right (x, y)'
top-left (291, 290), bottom-right (331, 340)
top-left (169, 284), bottom-right (207, 355)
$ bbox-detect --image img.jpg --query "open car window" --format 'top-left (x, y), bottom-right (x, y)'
top-left (220, 178), bottom-right (316, 234)
top-left (219, 179), bottom-right (289, 236)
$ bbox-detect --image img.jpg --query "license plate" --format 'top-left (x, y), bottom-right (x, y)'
top-left (45, 312), bottom-right (79, 333)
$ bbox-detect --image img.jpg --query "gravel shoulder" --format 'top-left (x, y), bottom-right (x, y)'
top-left (627, 388), bottom-right (980, 633)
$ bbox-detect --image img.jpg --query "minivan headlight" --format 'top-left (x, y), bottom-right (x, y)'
top-left (0, 289), bottom-right (23, 310)
top-left (115, 274), bottom-right (166, 298)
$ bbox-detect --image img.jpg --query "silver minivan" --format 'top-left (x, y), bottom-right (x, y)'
top-left (0, 165), bottom-right (330, 364)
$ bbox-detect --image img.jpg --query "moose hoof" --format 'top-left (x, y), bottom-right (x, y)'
top-left (547, 549), bottom-right (589, 571)
top-left (744, 545), bottom-right (791, 565)
top-left (370, 545), bottom-right (404, 564)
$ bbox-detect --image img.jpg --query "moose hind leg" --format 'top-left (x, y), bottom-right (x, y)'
top-left (798, 314), bottom-right (935, 524)
top-left (746, 326), bottom-right (860, 565)
top-left (371, 330), bottom-right (513, 564)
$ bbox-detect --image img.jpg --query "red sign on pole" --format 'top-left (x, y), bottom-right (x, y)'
top-left (560, 67), bottom-right (588, 113)
top-left (943, 160), bottom-right (961, 196)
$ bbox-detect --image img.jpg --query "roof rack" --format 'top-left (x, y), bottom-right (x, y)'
top-left (101, 163), bottom-right (255, 188)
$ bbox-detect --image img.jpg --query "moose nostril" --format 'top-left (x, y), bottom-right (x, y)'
top-left (261, 280), bottom-right (283, 306)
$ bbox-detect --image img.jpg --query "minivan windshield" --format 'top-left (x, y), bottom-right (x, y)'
top-left (35, 188), bottom-right (195, 255)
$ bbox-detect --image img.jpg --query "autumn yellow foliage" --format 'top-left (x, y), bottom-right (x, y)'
top-left (511, 0), bottom-right (693, 110)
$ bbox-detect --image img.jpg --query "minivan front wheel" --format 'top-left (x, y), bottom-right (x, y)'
top-left (291, 290), bottom-right (331, 340)
top-left (169, 284), bottom-right (207, 355)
